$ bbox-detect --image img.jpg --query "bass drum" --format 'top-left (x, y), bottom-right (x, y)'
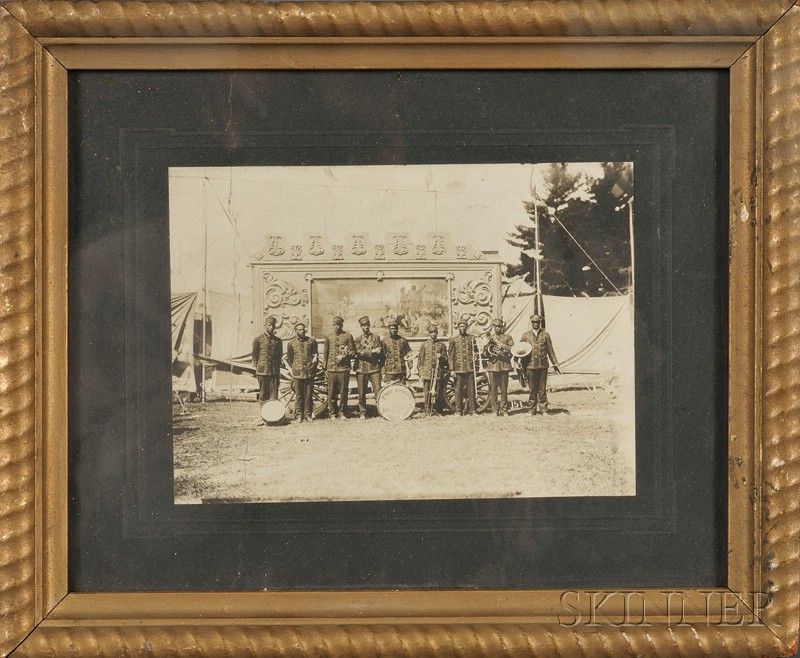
top-left (376, 382), bottom-right (417, 421)
top-left (260, 399), bottom-right (287, 425)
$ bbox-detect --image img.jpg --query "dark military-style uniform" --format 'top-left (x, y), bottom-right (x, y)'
top-left (418, 338), bottom-right (448, 414)
top-left (484, 330), bottom-right (514, 414)
top-left (354, 330), bottom-right (384, 415)
top-left (323, 329), bottom-right (356, 417)
top-left (286, 334), bottom-right (318, 420)
top-left (383, 334), bottom-right (412, 384)
top-left (520, 328), bottom-right (559, 413)
top-left (448, 332), bottom-right (476, 414)
top-left (252, 331), bottom-right (283, 402)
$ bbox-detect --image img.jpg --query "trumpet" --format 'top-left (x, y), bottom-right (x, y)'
top-left (359, 333), bottom-right (378, 353)
top-left (335, 343), bottom-right (350, 365)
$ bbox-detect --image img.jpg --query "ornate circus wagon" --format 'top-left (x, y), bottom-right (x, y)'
top-left (251, 231), bottom-right (502, 417)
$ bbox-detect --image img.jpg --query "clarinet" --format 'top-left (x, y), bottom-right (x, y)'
top-left (429, 343), bottom-right (441, 412)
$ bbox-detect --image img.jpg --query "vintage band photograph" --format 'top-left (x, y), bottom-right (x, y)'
top-left (169, 163), bottom-right (635, 503)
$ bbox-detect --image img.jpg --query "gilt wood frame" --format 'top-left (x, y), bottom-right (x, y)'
top-left (0, 1), bottom-right (798, 655)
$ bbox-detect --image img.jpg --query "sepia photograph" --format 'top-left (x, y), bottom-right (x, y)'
top-left (169, 163), bottom-right (635, 503)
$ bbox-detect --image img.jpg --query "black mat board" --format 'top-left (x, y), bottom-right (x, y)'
top-left (68, 70), bottom-right (728, 591)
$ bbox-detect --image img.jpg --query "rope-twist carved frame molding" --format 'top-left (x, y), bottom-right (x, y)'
top-left (3, 0), bottom-right (794, 38)
top-left (0, 1), bottom-right (796, 656)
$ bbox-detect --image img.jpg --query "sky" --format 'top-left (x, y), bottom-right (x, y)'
top-left (168, 162), bottom-right (608, 305)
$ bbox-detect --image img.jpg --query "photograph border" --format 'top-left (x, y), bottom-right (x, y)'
top-left (0, 0), bottom-right (797, 655)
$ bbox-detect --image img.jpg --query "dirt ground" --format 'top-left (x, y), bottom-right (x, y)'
top-left (173, 384), bottom-right (635, 504)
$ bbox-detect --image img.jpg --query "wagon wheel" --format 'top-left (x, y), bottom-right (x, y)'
top-left (444, 371), bottom-right (491, 413)
top-left (277, 367), bottom-right (296, 419)
top-left (475, 371), bottom-right (491, 412)
top-left (278, 367), bottom-right (329, 419)
top-left (311, 369), bottom-right (329, 418)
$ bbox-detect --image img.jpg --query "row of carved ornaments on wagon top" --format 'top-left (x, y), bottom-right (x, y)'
top-left (252, 233), bottom-right (500, 340)
top-left (252, 232), bottom-right (487, 263)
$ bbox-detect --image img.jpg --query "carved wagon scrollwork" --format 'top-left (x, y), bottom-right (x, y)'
top-left (351, 234), bottom-right (367, 256)
top-left (290, 244), bottom-right (302, 261)
top-left (431, 234), bottom-right (447, 256)
top-left (473, 311), bottom-right (493, 332)
top-left (308, 234), bottom-right (324, 256)
top-left (267, 234), bottom-right (285, 257)
top-left (450, 310), bottom-right (492, 334)
top-left (374, 244), bottom-right (385, 260)
top-left (262, 273), bottom-right (309, 309)
top-left (390, 233), bottom-right (410, 255)
top-left (456, 278), bottom-right (493, 307)
top-left (415, 244), bottom-right (427, 260)
top-left (272, 314), bottom-right (310, 340)
top-left (332, 244), bottom-right (344, 260)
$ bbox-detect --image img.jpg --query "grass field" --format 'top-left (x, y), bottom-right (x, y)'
top-left (173, 383), bottom-right (635, 504)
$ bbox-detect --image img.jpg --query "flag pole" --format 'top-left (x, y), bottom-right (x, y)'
top-left (628, 195), bottom-right (635, 326)
top-left (202, 177), bottom-right (208, 404)
top-left (534, 193), bottom-right (543, 317)
top-left (628, 195), bottom-right (635, 303)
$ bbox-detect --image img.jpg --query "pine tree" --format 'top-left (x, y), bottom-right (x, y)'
top-left (506, 163), bottom-right (633, 296)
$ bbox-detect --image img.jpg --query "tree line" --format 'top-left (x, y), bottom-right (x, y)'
top-left (506, 162), bottom-right (634, 297)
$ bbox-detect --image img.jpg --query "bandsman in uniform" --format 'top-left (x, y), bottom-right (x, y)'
top-left (322, 316), bottom-right (356, 419)
top-left (418, 323), bottom-right (448, 415)
top-left (285, 322), bottom-right (319, 423)
top-left (383, 319), bottom-right (412, 384)
top-left (519, 314), bottom-right (561, 414)
top-left (353, 316), bottom-right (384, 419)
top-left (251, 316), bottom-right (283, 402)
top-left (483, 318), bottom-right (514, 416)
top-left (448, 317), bottom-right (477, 415)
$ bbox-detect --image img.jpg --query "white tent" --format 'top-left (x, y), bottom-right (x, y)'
top-left (171, 291), bottom-right (258, 394)
top-left (501, 277), bottom-right (634, 383)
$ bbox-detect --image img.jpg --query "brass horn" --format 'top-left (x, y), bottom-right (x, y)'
top-left (511, 342), bottom-right (533, 358)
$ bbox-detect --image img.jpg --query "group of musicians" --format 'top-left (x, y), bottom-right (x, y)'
top-left (252, 313), bottom-right (560, 422)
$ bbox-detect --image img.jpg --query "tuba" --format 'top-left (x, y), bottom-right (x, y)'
top-left (485, 334), bottom-right (512, 362)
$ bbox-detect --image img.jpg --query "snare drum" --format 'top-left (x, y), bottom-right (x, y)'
top-left (376, 383), bottom-right (416, 421)
top-left (260, 399), bottom-right (286, 425)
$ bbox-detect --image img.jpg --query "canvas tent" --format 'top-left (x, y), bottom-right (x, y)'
top-left (501, 276), bottom-right (633, 385)
top-left (172, 281), bottom-right (633, 395)
top-left (171, 291), bottom-right (258, 394)
top-left (171, 292), bottom-right (197, 357)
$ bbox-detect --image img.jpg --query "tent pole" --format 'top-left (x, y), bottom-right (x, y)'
top-left (628, 195), bottom-right (635, 308)
top-left (534, 199), bottom-right (542, 317)
top-left (202, 177), bottom-right (208, 404)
